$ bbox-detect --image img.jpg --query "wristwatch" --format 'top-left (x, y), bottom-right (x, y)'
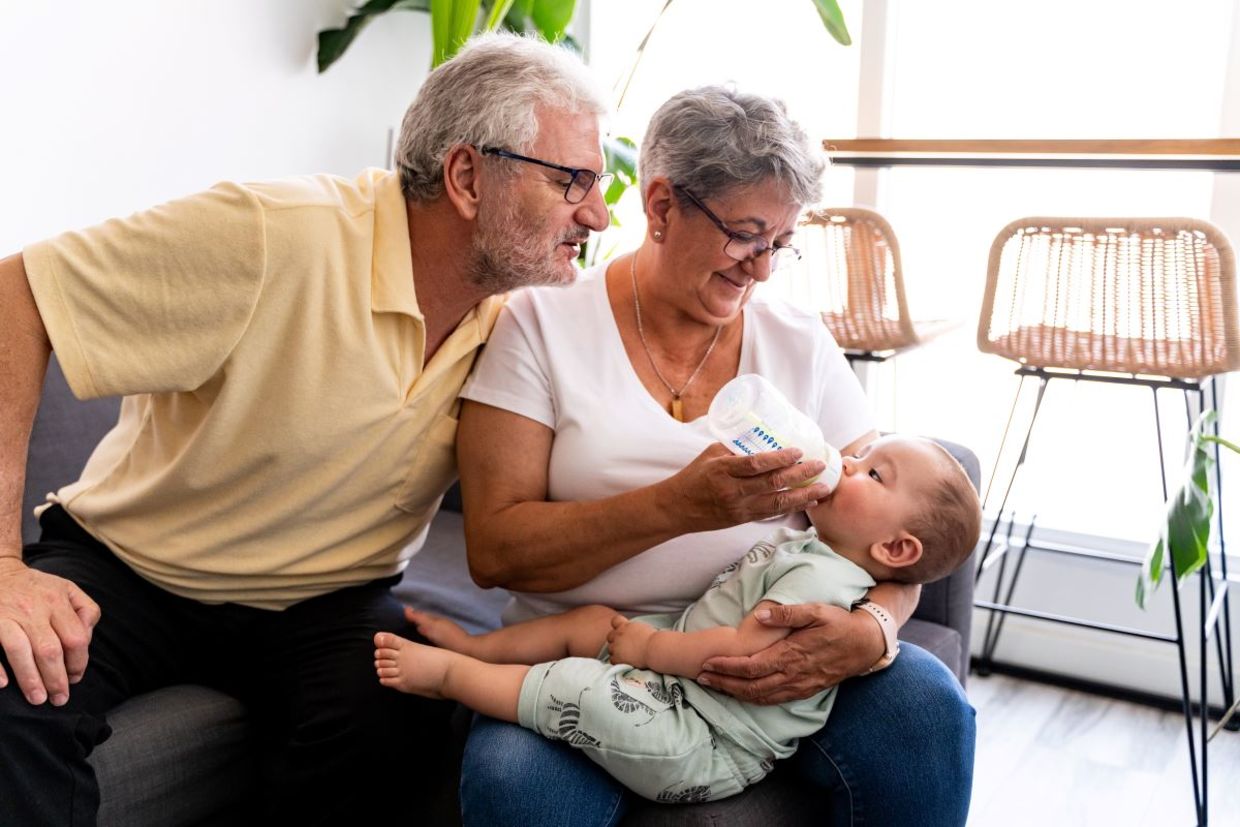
top-left (854, 598), bottom-right (900, 674)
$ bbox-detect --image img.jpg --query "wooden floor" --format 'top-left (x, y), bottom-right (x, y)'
top-left (966, 674), bottom-right (1240, 826)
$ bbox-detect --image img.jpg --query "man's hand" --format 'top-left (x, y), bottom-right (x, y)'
top-left (0, 557), bottom-right (100, 706)
top-left (696, 603), bottom-right (885, 705)
top-left (606, 615), bottom-right (656, 670)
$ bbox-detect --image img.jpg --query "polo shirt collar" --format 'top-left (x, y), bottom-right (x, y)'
top-left (370, 170), bottom-right (421, 319)
top-left (368, 169), bottom-right (506, 346)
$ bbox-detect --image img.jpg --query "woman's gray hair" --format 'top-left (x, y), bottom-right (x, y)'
top-left (396, 32), bottom-right (609, 203)
top-left (639, 86), bottom-right (824, 208)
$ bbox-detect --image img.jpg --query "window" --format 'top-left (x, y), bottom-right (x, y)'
top-left (587, 0), bottom-right (865, 246)
top-left (588, 0), bottom-right (1239, 557)
top-left (874, 0), bottom-right (1235, 548)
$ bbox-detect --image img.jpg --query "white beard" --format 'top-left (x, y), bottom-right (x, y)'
top-left (468, 191), bottom-right (586, 294)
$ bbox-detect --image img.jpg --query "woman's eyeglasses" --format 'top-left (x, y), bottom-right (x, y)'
top-left (675, 185), bottom-right (801, 270)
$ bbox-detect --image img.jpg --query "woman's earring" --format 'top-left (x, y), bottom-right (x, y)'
top-left (653, 231), bottom-right (663, 241)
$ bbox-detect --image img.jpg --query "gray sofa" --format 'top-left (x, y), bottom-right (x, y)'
top-left (22, 357), bottom-right (978, 826)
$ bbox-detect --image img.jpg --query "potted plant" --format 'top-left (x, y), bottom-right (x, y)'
top-left (1137, 410), bottom-right (1239, 612)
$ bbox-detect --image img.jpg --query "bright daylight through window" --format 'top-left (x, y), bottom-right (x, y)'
top-left (587, 0), bottom-right (1239, 566)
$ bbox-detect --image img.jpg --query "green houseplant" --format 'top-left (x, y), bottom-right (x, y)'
top-left (1137, 410), bottom-right (1239, 609)
top-left (316, 0), bottom-right (851, 72)
top-left (317, 0), bottom-right (637, 253)
top-left (315, 0), bottom-right (851, 257)
top-left (318, 0), bottom-right (581, 72)
top-left (1138, 409), bottom-right (1240, 737)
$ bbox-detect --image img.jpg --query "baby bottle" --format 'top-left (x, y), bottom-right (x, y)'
top-left (707, 374), bottom-right (843, 491)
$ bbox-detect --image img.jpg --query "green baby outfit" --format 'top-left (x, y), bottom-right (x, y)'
top-left (516, 527), bottom-right (876, 803)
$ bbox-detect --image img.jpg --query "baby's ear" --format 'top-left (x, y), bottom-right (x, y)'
top-left (870, 532), bottom-right (923, 569)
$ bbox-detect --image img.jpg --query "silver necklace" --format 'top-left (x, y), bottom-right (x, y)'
top-left (630, 253), bottom-right (722, 422)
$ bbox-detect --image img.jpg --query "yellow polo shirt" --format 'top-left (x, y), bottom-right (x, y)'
top-left (23, 169), bottom-right (503, 609)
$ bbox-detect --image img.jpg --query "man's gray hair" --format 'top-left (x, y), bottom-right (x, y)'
top-left (396, 32), bottom-right (609, 203)
top-left (639, 86), bottom-right (824, 208)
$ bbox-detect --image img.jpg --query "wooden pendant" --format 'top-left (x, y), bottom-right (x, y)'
top-left (670, 395), bottom-right (685, 422)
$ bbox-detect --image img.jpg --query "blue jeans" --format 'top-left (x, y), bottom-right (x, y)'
top-left (459, 644), bottom-right (975, 827)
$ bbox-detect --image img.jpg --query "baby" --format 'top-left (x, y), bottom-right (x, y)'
top-left (375, 435), bottom-right (981, 803)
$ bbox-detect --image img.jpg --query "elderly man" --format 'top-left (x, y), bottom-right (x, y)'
top-left (0, 33), bottom-right (609, 825)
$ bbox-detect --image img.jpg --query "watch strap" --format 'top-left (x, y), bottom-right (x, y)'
top-left (855, 598), bottom-right (900, 674)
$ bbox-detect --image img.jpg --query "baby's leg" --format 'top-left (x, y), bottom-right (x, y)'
top-left (374, 632), bottom-right (527, 722)
top-left (406, 604), bottom-right (619, 665)
top-left (519, 659), bottom-right (753, 803)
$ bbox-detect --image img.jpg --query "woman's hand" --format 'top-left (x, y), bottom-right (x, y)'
top-left (694, 603), bottom-right (885, 705)
top-left (663, 444), bottom-right (835, 532)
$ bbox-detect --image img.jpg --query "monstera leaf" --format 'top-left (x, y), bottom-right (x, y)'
top-left (318, 0), bottom-right (851, 72)
top-left (1137, 410), bottom-right (1240, 609)
top-left (317, 0), bottom-right (430, 73)
top-left (318, 0), bottom-right (581, 71)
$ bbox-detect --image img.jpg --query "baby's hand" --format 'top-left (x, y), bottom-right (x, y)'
top-left (607, 615), bottom-right (657, 670)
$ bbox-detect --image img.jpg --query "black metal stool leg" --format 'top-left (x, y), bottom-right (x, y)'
top-left (983, 518), bottom-right (1038, 664)
top-left (973, 374), bottom-right (1050, 676)
top-left (1163, 386), bottom-right (1205, 825)
top-left (1206, 378), bottom-right (1236, 723)
top-left (976, 374), bottom-right (1049, 585)
top-left (976, 516), bottom-right (1020, 675)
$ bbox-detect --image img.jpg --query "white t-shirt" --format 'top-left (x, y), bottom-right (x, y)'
top-left (461, 262), bottom-right (874, 624)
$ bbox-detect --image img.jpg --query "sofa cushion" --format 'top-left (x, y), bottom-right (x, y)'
top-left (396, 510), bottom-right (507, 634)
top-left (22, 358), bottom-right (121, 545)
top-left (90, 685), bottom-right (256, 827)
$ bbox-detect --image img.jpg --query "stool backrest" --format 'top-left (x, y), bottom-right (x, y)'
top-left (978, 217), bottom-right (1240, 379)
top-left (799, 207), bottom-right (917, 353)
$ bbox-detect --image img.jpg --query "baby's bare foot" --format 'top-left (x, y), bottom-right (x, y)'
top-left (404, 607), bottom-right (475, 653)
top-left (374, 632), bottom-right (453, 697)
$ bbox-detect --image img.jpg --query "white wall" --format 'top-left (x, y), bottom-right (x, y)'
top-left (0, 0), bottom-right (433, 252)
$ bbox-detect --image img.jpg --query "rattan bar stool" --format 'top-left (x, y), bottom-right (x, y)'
top-left (799, 208), bottom-right (953, 363)
top-left (974, 216), bottom-right (1239, 824)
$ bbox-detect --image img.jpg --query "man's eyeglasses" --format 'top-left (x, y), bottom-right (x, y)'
top-left (675, 185), bottom-right (801, 270)
top-left (477, 146), bottom-right (613, 205)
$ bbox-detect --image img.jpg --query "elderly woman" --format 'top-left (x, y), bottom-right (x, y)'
top-left (453, 86), bottom-right (975, 825)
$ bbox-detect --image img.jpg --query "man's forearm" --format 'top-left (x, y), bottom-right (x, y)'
top-left (0, 253), bottom-right (52, 560)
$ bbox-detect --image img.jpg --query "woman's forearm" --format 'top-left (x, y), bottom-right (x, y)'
top-left (459, 402), bottom-right (692, 592)
top-left (458, 402), bottom-right (829, 593)
top-left (465, 481), bottom-right (688, 592)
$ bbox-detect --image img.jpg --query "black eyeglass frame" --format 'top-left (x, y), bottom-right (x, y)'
top-left (673, 184), bottom-right (801, 266)
top-left (477, 145), bottom-right (614, 204)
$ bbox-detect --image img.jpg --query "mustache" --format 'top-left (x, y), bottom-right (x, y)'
top-left (558, 227), bottom-right (591, 245)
